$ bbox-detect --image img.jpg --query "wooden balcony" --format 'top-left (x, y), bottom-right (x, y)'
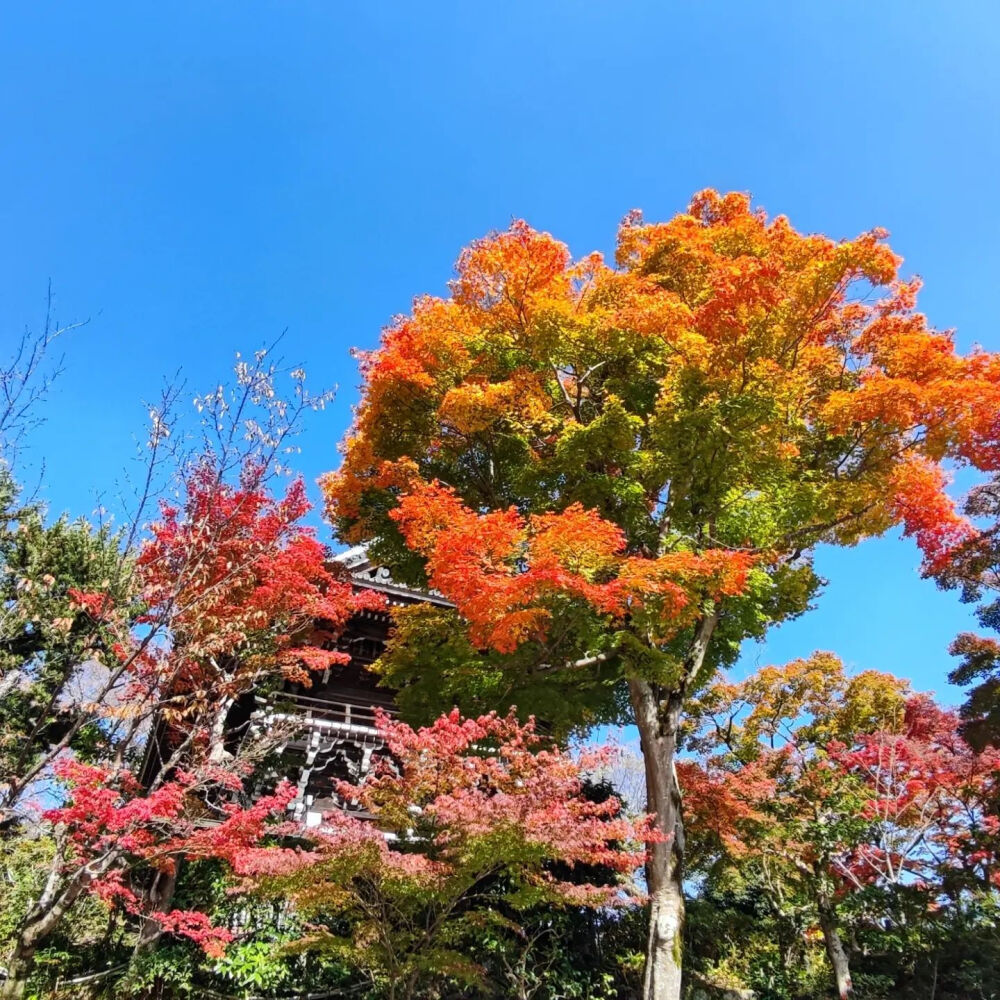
top-left (266, 689), bottom-right (395, 741)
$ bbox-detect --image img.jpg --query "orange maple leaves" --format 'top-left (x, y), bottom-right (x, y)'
top-left (392, 481), bottom-right (753, 653)
top-left (889, 456), bottom-right (978, 575)
top-left (325, 189), bottom-right (1000, 658)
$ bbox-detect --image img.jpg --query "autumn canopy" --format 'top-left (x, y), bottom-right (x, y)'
top-left (325, 190), bottom-right (998, 653)
top-left (321, 190), bottom-right (1000, 1000)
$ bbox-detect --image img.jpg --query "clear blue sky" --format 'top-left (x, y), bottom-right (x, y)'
top-left (1, 1), bottom-right (998, 703)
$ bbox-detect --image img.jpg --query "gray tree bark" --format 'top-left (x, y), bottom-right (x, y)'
top-left (629, 611), bottom-right (718, 1000)
top-left (1, 872), bottom-right (84, 999)
top-left (631, 676), bottom-right (686, 1000)
top-left (817, 898), bottom-right (853, 999)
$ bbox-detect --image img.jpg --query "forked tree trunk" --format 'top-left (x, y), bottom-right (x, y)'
top-left (628, 612), bottom-right (718, 1000)
top-left (1, 826), bottom-right (125, 999)
top-left (817, 898), bottom-right (852, 999)
top-left (630, 676), bottom-right (686, 1000)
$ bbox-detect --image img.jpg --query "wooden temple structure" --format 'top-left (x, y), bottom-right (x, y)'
top-left (262, 546), bottom-right (448, 825)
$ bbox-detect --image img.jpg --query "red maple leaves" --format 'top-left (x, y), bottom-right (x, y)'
top-left (41, 460), bottom-right (384, 955)
top-left (136, 461), bottom-right (384, 692)
top-left (235, 708), bottom-right (655, 909)
top-left (46, 760), bottom-right (297, 956)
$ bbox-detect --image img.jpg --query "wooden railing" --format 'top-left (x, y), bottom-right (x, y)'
top-left (265, 691), bottom-right (396, 738)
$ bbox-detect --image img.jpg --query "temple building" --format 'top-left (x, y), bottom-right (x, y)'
top-left (263, 546), bottom-right (448, 826)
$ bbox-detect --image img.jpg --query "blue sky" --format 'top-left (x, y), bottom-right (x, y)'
top-left (1, 1), bottom-right (998, 702)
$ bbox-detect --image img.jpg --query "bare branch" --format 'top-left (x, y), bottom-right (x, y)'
top-left (0, 283), bottom-right (88, 472)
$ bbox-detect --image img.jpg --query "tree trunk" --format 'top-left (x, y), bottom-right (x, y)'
top-left (628, 611), bottom-right (718, 1000)
top-left (1, 878), bottom-right (84, 999)
top-left (133, 865), bottom-right (179, 954)
top-left (817, 898), bottom-right (852, 1000)
top-left (0, 944), bottom-right (34, 1000)
top-left (630, 676), bottom-right (685, 1000)
top-left (0, 829), bottom-right (123, 999)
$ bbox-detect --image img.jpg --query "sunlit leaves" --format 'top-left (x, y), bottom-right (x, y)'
top-left (324, 189), bottom-right (1000, 685)
top-left (45, 762), bottom-right (296, 957)
top-left (136, 460), bottom-right (383, 704)
top-left (390, 480), bottom-right (753, 655)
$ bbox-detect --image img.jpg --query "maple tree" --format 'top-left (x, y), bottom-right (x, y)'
top-left (684, 654), bottom-right (1000, 999)
top-left (0, 465), bottom-right (372, 998)
top-left (234, 708), bottom-right (651, 1000)
top-left (322, 191), bottom-right (1000, 998)
top-left (0, 351), bottom-right (377, 999)
top-left (41, 762), bottom-right (297, 956)
top-left (133, 458), bottom-right (383, 771)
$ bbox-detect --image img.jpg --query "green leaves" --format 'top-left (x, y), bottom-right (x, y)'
top-left (378, 604), bottom-right (627, 736)
top-left (0, 468), bottom-right (132, 793)
top-left (213, 939), bottom-right (294, 992)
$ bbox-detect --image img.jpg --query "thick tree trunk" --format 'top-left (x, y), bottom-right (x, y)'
top-left (0, 945), bottom-right (34, 1000)
top-left (817, 898), bottom-right (852, 1000)
top-left (630, 676), bottom-right (685, 1000)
